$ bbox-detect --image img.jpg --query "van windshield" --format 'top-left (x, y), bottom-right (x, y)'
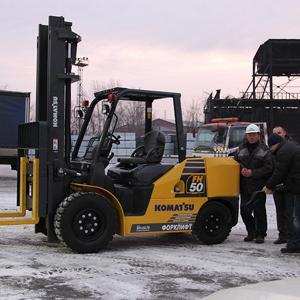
top-left (228, 126), bottom-right (247, 148)
top-left (194, 126), bottom-right (226, 150)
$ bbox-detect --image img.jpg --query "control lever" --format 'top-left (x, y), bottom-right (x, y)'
top-left (108, 152), bottom-right (115, 161)
top-left (64, 168), bottom-right (82, 177)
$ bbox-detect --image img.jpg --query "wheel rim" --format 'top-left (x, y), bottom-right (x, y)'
top-left (203, 212), bottom-right (222, 235)
top-left (73, 208), bottom-right (105, 241)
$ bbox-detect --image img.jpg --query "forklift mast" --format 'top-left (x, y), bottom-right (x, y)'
top-left (36, 16), bottom-right (80, 165)
top-left (19, 16), bottom-right (81, 239)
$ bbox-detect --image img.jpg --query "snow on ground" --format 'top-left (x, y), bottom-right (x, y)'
top-left (0, 165), bottom-right (300, 300)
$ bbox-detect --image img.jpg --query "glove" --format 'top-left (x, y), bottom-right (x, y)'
top-left (262, 186), bottom-right (272, 194)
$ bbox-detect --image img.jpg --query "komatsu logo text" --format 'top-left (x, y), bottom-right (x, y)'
top-left (52, 96), bottom-right (58, 128)
top-left (154, 203), bottom-right (194, 212)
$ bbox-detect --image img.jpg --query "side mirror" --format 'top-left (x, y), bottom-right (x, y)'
top-left (102, 102), bottom-right (111, 115)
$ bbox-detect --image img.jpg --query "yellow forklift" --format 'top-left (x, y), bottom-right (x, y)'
top-left (0, 16), bottom-right (240, 253)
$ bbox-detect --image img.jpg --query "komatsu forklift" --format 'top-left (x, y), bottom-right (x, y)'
top-left (0, 16), bottom-right (240, 253)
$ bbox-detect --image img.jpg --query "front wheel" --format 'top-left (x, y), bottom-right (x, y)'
top-left (193, 202), bottom-right (232, 245)
top-left (54, 192), bottom-right (118, 253)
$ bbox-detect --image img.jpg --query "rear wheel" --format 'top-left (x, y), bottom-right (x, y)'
top-left (54, 192), bottom-right (118, 253)
top-left (193, 202), bottom-right (232, 244)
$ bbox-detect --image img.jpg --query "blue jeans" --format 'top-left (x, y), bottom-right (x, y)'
top-left (287, 195), bottom-right (300, 249)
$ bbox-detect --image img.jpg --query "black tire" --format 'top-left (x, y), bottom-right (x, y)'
top-left (193, 201), bottom-right (232, 245)
top-left (54, 192), bottom-right (118, 253)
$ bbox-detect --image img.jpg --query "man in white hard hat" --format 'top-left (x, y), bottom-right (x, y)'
top-left (235, 124), bottom-right (273, 243)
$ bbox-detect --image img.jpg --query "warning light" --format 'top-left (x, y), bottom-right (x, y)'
top-left (107, 94), bottom-right (116, 103)
top-left (211, 117), bottom-right (238, 124)
top-left (82, 99), bottom-right (89, 107)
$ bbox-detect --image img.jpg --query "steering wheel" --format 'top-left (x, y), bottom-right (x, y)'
top-left (107, 132), bottom-right (121, 145)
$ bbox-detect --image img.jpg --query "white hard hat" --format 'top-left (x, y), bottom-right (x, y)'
top-left (246, 124), bottom-right (260, 134)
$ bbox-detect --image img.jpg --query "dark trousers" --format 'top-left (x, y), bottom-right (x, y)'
top-left (287, 195), bottom-right (300, 249)
top-left (273, 191), bottom-right (294, 240)
top-left (240, 192), bottom-right (267, 237)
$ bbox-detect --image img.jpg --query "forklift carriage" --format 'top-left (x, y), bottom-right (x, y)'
top-left (0, 16), bottom-right (240, 253)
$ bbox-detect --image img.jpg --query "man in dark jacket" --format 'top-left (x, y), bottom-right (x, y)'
top-left (263, 133), bottom-right (300, 253)
top-left (235, 124), bottom-right (274, 243)
top-left (271, 126), bottom-right (295, 244)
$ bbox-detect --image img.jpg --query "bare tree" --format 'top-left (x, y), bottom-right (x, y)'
top-left (86, 80), bottom-right (148, 136)
top-left (119, 101), bottom-right (145, 136)
top-left (183, 97), bottom-right (205, 136)
top-left (70, 80), bottom-right (121, 135)
top-left (74, 80), bottom-right (159, 137)
top-left (82, 80), bottom-right (123, 135)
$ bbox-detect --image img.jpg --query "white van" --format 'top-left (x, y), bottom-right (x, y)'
top-left (193, 118), bottom-right (268, 157)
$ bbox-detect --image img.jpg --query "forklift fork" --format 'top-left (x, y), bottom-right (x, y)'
top-left (0, 157), bottom-right (39, 225)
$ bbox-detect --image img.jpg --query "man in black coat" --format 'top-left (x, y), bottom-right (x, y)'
top-left (263, 133), bottom-right (300, 253)
top-left (271, 126), bottom-right (295, 244)
top-left (235, 124), bottom-right (274, 243)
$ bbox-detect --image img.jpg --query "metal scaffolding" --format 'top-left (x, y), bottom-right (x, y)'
top-left (204, 39), bottom-right (300, 141)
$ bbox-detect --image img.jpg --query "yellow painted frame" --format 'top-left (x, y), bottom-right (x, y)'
top-left (0, 157), bottom-right (39, 225)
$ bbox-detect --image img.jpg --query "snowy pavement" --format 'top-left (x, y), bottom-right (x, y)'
top-left (0, 165), bottom-right (300, 300)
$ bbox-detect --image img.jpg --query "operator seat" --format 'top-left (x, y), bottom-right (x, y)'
top-left (108, 130), bottom-right (172, 186)
top-left (118, 130), bottom-right (165, 166)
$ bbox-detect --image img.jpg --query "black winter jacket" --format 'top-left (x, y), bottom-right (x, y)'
top-left (235, 142), bottom-right (274, 194)
top-left (266, 139), bottom-right (300, 194)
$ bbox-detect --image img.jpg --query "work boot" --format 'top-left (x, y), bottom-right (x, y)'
top-left (255, 236), bottom-right (265, 244)
top-left (244, 234), bottom-right (255, 242)
top-left (281, 247), bottom-right (300, 254)
top-left (273, 238), bottom-right (287, 245)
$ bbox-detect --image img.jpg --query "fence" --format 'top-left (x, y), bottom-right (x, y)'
top-left (71, 132), bottom-right (196, 164)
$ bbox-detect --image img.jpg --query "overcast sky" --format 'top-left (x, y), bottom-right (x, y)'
top-left (1, 0), bottom-right (300, 117)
